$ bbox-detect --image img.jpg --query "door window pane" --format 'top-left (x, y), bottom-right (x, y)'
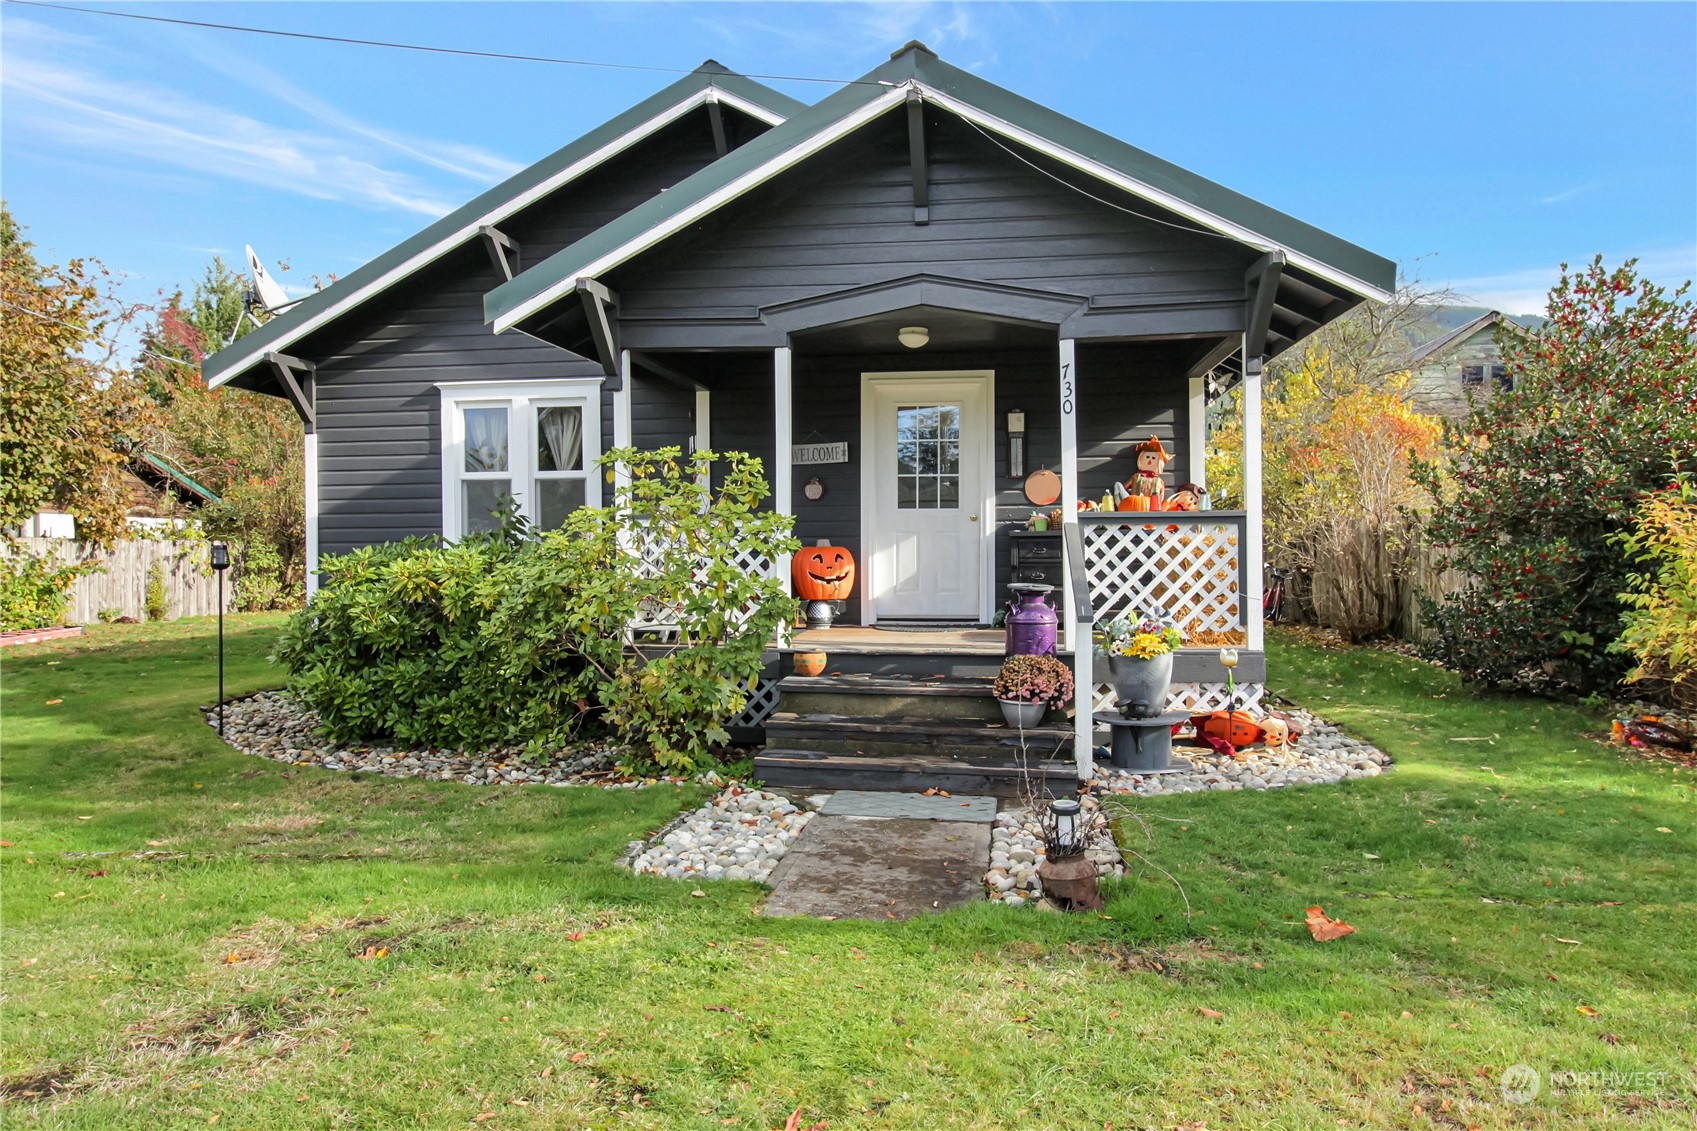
top-left (463, 479), bottom-right (510, 533)
top-left (895, 403), bottom-right (963, 510)
top-left (535, 477), bottom-right (586, 528)
top-left (537, 405), bottom-right (583, 472)
top-left (464, 407), bottom-right (509, 472)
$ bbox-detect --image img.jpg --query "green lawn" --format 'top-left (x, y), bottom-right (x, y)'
top-left (2, 619), bottom-right (1692, 1129)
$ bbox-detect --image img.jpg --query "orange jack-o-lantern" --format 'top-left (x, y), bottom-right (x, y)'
top-left (1193, 710), bottom-right (1263, 749)
top-left (1260, 717), bottom-right (1290, 750)
top-left (1118, 494), bottom-right (1153, 512)
top-left (792, 545), bottom-right (856, 601)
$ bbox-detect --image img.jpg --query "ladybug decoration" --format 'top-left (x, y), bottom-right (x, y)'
top-left (1192, 710), bottom-right (1263, 750)
top-left (792, 545), bottom-right (856, 602)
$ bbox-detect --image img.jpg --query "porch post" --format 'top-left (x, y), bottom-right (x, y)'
top-left (614, 349), bottom-right (634, 492)
top-left (694, 388), bottom-right (711, 453)
top-left (1187, 376), bottom-right (1207, 492)
top-left (1242, 337), bottom-right (1265, 650)
top-left (1058, 337), bottom-right (1092, 783)
top-left (773, 346), bottom-right (793, 583)
top-left (303, 431), bottom-right (319, 599)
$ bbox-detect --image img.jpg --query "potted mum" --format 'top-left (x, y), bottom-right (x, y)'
top-left (993, 654), bottom-right (1074, 727)
top-left (1098, 612), bottom-right (1183, 717)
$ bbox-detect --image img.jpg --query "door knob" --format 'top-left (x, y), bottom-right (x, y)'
top-left (969, 514), bottom-right (979, 522)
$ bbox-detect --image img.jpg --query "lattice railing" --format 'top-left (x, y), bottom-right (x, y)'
top-left (624, 536), bottom-right (778, 643)
top-left (1076, 511), bottom-right (1247, 635)
top-left (1090, 680), bottom-right (1265, 716)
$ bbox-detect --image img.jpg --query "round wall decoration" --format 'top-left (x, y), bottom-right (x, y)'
top-left (802, 476), bottom-right (826, 501)
top-left (1023, 468), bottom-right (1061, 506)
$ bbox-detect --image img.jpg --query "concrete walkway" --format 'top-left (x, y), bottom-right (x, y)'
top-left (760, 792), bottom-right (995, 920)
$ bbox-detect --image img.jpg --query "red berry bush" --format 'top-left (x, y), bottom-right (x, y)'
top-left (1413, 258), bottom-right (1697, 693)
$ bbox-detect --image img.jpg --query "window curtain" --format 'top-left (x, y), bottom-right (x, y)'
top-left (464, 407), bottom-right (508, 472)
top-left (539, 405), bottom-right (582, 472)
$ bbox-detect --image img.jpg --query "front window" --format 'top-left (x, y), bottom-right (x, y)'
top-left (439, 381), bottom-right (601, 538)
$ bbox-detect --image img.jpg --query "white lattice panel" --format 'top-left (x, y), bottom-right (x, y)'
top-left (623, 545), bottom-right (777, 642)
top-left (1091, 681), bottom-right (1265, 716)
top-left (1080, 520), bottom-right (1242, 635)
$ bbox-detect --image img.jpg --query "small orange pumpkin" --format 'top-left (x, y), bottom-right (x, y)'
top-left (1118, 494), bottom-right (1153, 512)
top-left (793, 545), bottom-right (856, 601)
top-left (1193, 710), bottom-right (1263, 749)
top-left (792, 651), bottom-right (827, 677)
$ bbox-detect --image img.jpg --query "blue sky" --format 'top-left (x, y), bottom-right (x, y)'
top-left (3, 1), bottom-right (1693, 318)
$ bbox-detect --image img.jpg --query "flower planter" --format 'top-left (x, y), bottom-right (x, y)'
top-left (997, 698), bottom-right (1049, 727)
top-left (1106, 652), bottom-right (1173, 718)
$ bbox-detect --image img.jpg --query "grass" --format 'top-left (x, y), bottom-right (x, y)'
top-left (1, 619), bottom-right (1693, 1129)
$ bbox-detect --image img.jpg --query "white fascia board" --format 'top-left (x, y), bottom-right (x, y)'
top-left (210, 86), bottom-right (770, 388)
top-left (492, 84), bottom-right (913, 334)
top-left (920, 87), bottom-right (1396, 306)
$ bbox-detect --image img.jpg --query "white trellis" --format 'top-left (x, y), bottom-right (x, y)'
top-left (1090, 680), bottom-right (1265, 716)
top-left (1078, 515), bottom-right (1245, 635)
top-left (623, 537), bottom-right (778, 644)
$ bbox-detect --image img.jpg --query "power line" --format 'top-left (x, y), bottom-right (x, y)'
top-left (3, 0), bottom-right (894, 87)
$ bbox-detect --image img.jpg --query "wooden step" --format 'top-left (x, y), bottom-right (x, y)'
top-left (781, 651), bottom-right (1070, 680)
top-left (755, 749), bottom-right (1080, 798)
top-left (763, 711), bottom-right (1073, 760)
top-left (777, 673), bottom-right (1004, 723)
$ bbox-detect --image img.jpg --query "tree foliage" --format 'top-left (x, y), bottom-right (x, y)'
top-left (1414, 258), bottom-right (1697, 691)
top-left (0, 204), bottom-right (154, 544)
top-left (1611, 479), bottom-right (1697, 707)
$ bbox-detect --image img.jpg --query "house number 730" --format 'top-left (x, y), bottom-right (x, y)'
top-left (1060, 362), bottom-right (1074, 415)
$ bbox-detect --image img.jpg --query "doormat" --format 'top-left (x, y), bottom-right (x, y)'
top-left (872, 622), bottom-right (990, 633)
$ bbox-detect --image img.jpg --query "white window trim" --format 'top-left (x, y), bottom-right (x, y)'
top-left (437, 379), bottom-right (603, 539)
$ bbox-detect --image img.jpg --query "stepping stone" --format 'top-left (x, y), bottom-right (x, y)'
top-left (761, 815), bottom-right (990, 920)
top-left (819, 789), bottom-right (998, 823)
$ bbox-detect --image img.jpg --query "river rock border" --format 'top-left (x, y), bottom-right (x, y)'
top-left (624, 786), bottom-right (813, 883)
top-left (207, 689), bottom-right (699, 788)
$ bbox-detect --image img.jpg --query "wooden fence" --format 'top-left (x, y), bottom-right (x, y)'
top-left (1396, 539), bottom-right (1471, 643)
top-left (7, 539), bottom-right (232, 623)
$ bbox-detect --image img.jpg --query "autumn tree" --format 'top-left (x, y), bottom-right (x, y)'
top-left (1414, 257), bottom-right (1697, 692)
top-left (0, 205), bottom-right (155, 544)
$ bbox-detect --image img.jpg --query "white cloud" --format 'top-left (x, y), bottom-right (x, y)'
top-left (1447, 246), bottom-right (1697, 315)
top-left (0, 18), bottom-right (519, 217)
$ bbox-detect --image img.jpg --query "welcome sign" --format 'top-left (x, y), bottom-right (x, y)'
top-left (792, 441), bottom-right (850, 465)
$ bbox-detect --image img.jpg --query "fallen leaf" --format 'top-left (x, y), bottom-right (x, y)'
top-left (45, 699), bottom-right (62, 706)
top-left (691, 890), bottom-right (706, 898)
top-left (472, 1114), bottom-right (496, 1124)
top-left (1197, 1007), bottom-right (1224, 1019)
top-left (0, 841), bottom-right (12, 847)
top-left (1600, 1032), bottom-right (1620, 1045)
top-left (224, 952), bottom-right (242, 965)
top-left (355, 946), bottom-right (388, 960)
top-left (1656, 827), bottom-right (1672, 834)
top-left (540, 1067), bottom-right (552, 1079)
top-left (1362, 853), bottom-right (1379, 859)
top-left (569, 1052), bottom-right (588, 1063)
top-left (1577, 1004), bottom-right (1600, 1017)
top-left (1555, 937), bottom-right (1581, 946)
top-left (565, 931), bottom-right (586, 942)
top-left (76, 815), bottom-right (92, 821)
top-left (704, 1005), bottom-right (735, 1013)
top-left (1304, 906), bottom-right (1355, 942)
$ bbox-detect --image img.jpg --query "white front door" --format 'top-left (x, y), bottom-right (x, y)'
top-left (862, 373), bottom-right (992, 621)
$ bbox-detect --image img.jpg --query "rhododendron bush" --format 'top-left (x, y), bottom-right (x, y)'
top-left (1414, 258), bottom-right (1697, 692)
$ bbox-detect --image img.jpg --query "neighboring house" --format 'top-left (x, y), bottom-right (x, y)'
top-left (1408, 310), bottom-right (1513, 417)
top-left (204, 44), bottom-right (1395, 788)
top-left (124, 450), bottom-right (221, 528)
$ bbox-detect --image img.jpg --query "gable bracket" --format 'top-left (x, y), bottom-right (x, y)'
top-left (576, 278), bottom-right (622, 380)
top-left (479, 225), bottom-right (520, 282)
top-left (264, 351), bottom-right (317, 433)
top-left (1244, 251), bottom-right (1287, 366)
top-left (906, 90), bottom-right (929, 225)
top-left (706, 94), bottom-right (729, 157)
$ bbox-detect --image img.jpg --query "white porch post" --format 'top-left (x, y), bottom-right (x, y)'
top-left (303, 431), bottom-right (319, 599)
top-left (1187, 375), bottom-right (1208, 492)
top-left (1059, 337), bottom-right (1092, 783)
top-left (694, 388), bottom-right (712, 453)
top-left (1242, 337), bottom-right (1265, 651)
top-left (614, 350), bottom-right (634, 492)
top-left (773, 346), bottom-right (793, 584)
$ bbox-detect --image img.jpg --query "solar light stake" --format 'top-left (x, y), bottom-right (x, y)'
top-left (210, 543), bottom-right (230, 735)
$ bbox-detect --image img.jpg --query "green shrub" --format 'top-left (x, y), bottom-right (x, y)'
top-left (96, 607), bottom-right (122, 623)
top-left (274, 449), bottom-right (798, 772)
top-left (144, 562), bottom-right (169, 622)
top-left (0, 547), bottom-right (94, 631)
top-left (1612, 479), bottom-right (1697, 707)
top-left (232, 540), bottom-right (300, 611)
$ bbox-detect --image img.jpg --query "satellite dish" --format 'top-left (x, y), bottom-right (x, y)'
top-left (245, 244), bottom-right (291, 312)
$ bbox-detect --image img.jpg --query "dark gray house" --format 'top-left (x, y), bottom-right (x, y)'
top-left (206, 43), bottom-right (1394, 789)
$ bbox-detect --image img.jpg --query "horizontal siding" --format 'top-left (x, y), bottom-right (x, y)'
top-left (615, 109), bottom-right (1256, 323)
top-left (306, 111), bottom-right (741, 556)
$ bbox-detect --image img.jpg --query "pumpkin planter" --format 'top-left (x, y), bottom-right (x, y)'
top-left (792, 544), bottom-right (856, 629)
top-left (792, 651), bottom-right (828, 677)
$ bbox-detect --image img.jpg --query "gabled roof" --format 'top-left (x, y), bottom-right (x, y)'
top-left (1409, 310), bottom-right (1506, 364)
top-left (487, 43), bottom-right (1397, 334)
top-left (133, 451), bottom-right (220, 505)
top-left (203, 62), bottom-right (804, 389)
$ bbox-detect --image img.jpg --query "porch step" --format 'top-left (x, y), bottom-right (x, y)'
top-left (763, 711), bottom-right (1073, 760)
top-left (755, 749), bottom-right (1078, 799)
top-left (776, 673), bottom-right (1005, 723)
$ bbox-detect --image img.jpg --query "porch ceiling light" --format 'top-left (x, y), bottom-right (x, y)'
top-left (898, 325), bottom-right (929, 349)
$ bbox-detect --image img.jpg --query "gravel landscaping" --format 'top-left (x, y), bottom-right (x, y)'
top-left (985, 794), bottom-right (1125, 907)
top-left (625, 786), bottom-right (814, 883)
top-left (1092, 705), bottom-right (1392, 797)
top-left (207, 689), bottom-right (684, 787)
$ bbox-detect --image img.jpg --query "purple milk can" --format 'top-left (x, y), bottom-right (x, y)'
top-left (1004, 583), bottom-right (1059, 657)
